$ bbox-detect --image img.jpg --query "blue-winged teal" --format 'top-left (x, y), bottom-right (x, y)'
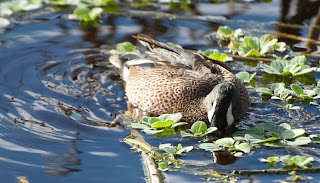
top-left (110, 34), bottom-right (249, 133)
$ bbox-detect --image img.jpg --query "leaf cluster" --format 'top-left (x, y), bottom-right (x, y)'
top-left (256, 82), bottom-right (320, 106)
top-left (216, 26), bottom-right (286, 57)
top-left (232, 122), bottom-right (314, 146)
top-left (260, 55), bottom-right (317, 84)
top-left (180, 121), bottom-right (217, 137)
top-left (131, 113), bottom-right (187, 137)
top-left (236, 71), bottom-right (256, 87)
top-left (199, 138), bottom-right (251, 157)
top-left (260, 155), bottom-right (314, 169)
top-left (159, 143), bottom-right (193, 157)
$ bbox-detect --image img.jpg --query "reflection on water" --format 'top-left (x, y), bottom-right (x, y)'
top-left (0, 0), bottom-right (319, 182)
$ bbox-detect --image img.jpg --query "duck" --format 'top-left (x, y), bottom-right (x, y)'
top-left (109, 34), bottom-right (249, 134)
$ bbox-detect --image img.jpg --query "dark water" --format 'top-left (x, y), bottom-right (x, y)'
top-left (0, 0), bottom-right (319, 182)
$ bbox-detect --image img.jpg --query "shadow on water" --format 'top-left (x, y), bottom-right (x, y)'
top-left (0, 0), bottom-right (319, 182)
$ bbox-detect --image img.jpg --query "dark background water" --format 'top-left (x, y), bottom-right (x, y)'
top-left (0, 0), bottom-right (319, 182)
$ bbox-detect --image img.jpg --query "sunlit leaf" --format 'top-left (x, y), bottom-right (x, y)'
top-left (152, 120), bottom-right (175, 129)
top-left (290, 84), bottom-right (303, 95)
top-left (215, 137), bottom-right (234, 147)
top-left (190, 121), bottom-right (207, 134)
top-left (159, 113), bottom-right (182, 123)
top-left (290, 55), bottom-right (307, 65)
top-left (205, 127), bottom-right (218, 135)
top-left (199, 143), bottom-right (221, 151)
top-left (233, 143), bottom-right (251, 153)
top-left (176, 146), bottom-right (193, 155)
top-left (236, 71), bottom-right (250, 82)
top-left (131, 123), bottom-right (151, 130)
top-left (217, 25), bottom-right (232, 39)
top-left (116, 42), bottom-right (134, 52)
top-left (158, 162), bottom-right (167, 171)
top-left (143, 129), bottom-right (164, 135)
top-left (171, 122), bottom-right (187, 128)
top-left (262, 122), bottom-right (287, 134)
top-left (245, 134), bottom-right (267, 144)
top-left (89, 7), bottom-right (103, 19)
top-left (285, 137), bottom-right (311, 146)
top-left (280, 130), bottom-right (295, 140)
top-left (180, 131), bottom-right (194, 138)
top-left (273, 42), bottom-right (286, 52)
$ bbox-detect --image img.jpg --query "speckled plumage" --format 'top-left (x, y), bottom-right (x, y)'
top-left (110, 34), bottom-right (249, 127)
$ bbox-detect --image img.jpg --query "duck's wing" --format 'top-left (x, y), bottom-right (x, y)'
top-left (133, 34), bottom-right (197, 69)
top-left (133, 34), bottom-right (233, 73)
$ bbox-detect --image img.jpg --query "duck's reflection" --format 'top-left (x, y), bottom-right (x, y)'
top-left (212, 151), bottom-right (238, 165)
top-left (46, 140), bottom-right (82, 176)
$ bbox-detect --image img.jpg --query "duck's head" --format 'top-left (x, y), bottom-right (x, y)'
top-left (205, 82), bottom-right (241, 135)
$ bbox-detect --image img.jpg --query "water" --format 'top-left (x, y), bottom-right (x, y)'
top-left (0, 0), bottom-right (319, 182)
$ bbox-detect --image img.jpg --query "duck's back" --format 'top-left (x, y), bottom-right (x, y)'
top-left (126, 65), bottom-right (222, 122)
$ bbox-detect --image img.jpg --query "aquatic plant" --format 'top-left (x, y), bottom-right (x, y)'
top-left (130, 113), bottom-right (187, 137)
top-left (216, 26), bottom-right (287, 57)
top-left (260, 155), bottom-right (314, 169)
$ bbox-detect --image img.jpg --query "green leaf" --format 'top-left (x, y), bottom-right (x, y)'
top-left (273, 42), bottom-right (286, 52)
top-left (154, 128), bottom-right (175, 138)
top-left (280, 130), bottom-right (295, 140)
top-left (290, 84), bottom-right (304, 95)
top-left (158, 162), bottom-right (167, 171)
top-left (262, 122), bottom-right (287, 134)
top-left (148, 117), bottom-right (160, 124)
top-left (215, 137), bottom-right (234, 147)
top-left (298, 157), bottom-right (314, 168)
top-left (290, 55), bottom-right (307, 65)
top-left (131, 123), bottom-right (151, 130)
top-left (217, 25), bottom-right (232, 39)
top-left (190, 121), bottom-right (207, 134)
top-left (291, 129), bottom-right (305, 137)
top-left (158, 113), bottom-right (182, 123)
top-left (143, 129), bottom-right (164, 135)
top-left (89, 7), bottom-right (103, 19)
top-left (208, 53), bottom-right (232, 62)
top-left (295, 73), bottom-right (315, 85)
top-left (293, 66), bottom-right (317, 76)
top-left (236, 71), bottom-right (250, 82)
top-left (245, 134), bottom-right (267, 144)
top-left (116, 42), bottom-right (134, 53)
top-left (244, 37), bottom-right (259, 50)
top-left (285, 137), bottom-right (311, 146)
top-left (205, 127), bottom-right (218, 135)
top-left (233, 28), bottom-right (244, 40)
top-left (261, 63), bottom-right (281, 75)
top-left (199, 143), bottom-right (221, 151)
top-left (176, 146), bottom-right (193, 155)
top-left (271, 60), bottom-right (289, 74)
top-left (251, 126), bottom-right (265, 134)
top-left (152, 120), bottom-right (175, 129)
top-left (259, 34), bottom-right (275, 55)
top-left (171, 122), bottom-right (187, 128)
top-left (256, 87), bottom-right (272, 95)
top-left (162, 146), bottom-right (177, 155)
top-left (245, 49), bottom-right (260, 57)
top-left (280, 123), bottom-right (291, 130)
top-left (233, 143), bottom-right (251, 153)
top-left (74, 8), bottom-right (90, 19)
top-left (180, 131), bottom-right (194, 138)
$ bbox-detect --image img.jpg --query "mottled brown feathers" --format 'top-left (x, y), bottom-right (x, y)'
top-left (110, 34), bottom-right (250, 125)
